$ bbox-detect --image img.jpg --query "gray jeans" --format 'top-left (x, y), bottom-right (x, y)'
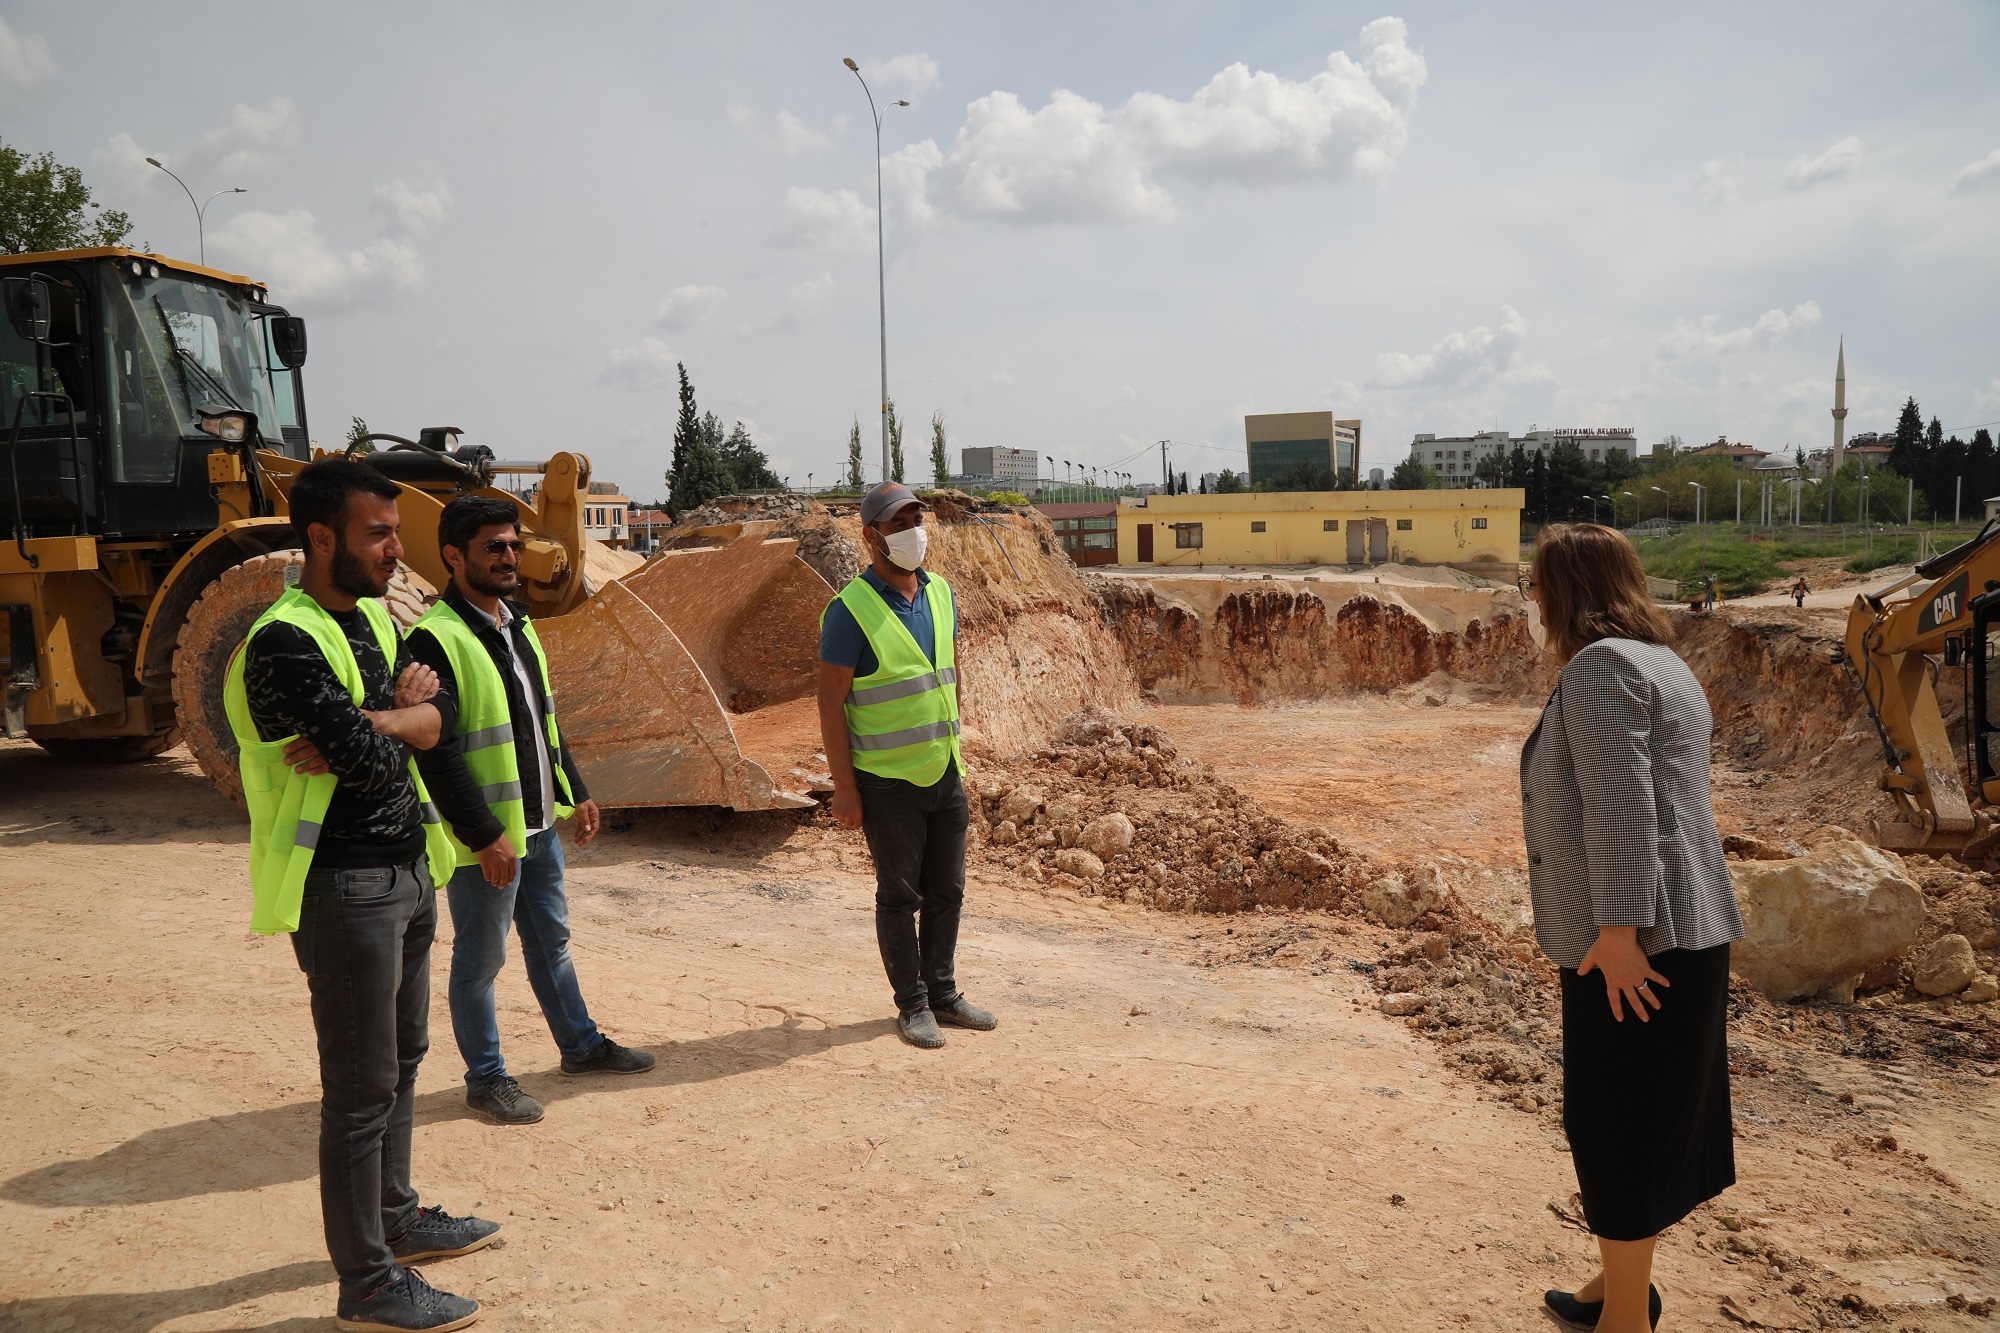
top-left (291, 861), bottom-right (433, 1299)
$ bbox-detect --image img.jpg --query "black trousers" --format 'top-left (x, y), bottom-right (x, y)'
top-left (857, 766), bottom-right (969, 1014)
top-left (1561, 943), bottom-right (1736, 1242)
top-left (290, 861), bottom-right (434, 1299)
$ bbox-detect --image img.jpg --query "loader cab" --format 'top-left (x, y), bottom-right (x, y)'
top-left (1973, 591), bottom-right (2000, 801)
top-left (1, 248), bottom-right (309, 542)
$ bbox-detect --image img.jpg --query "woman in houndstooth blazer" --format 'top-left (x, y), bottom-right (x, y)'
top-left (1521, 525), bottom-right (1744, 1333)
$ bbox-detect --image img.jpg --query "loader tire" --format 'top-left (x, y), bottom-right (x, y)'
top-left (173, 551), bottom-right (434, 806)
top-left (32, 728), bottom-right (182, 763)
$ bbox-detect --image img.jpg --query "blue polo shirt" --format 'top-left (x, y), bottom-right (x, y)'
top-left (819, 568), bottom-right (956, 677)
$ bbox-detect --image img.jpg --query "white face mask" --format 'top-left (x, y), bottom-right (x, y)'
top-left (1525, 598), bottom-right (1548, 651)
top-left (881, 525), bottom-right (928, 571)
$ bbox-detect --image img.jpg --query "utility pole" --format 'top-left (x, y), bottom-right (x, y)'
top-left (1956, 476), bottom-right (1963, 525)
top-left (1159, 440), bottom-right (1171, 491)
top-left (844, 59), bottom-right (909, 485)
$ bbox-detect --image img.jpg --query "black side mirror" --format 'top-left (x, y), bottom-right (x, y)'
top-left (4, 278), bottom-right (51, 342)
top-left (270, 315), bottom-right (307, 368)
top-left (1945, 636), bottom-right (1964, 669)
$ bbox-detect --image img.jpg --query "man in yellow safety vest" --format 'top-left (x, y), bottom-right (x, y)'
top-left (407, 495), bottom-right (653, 1127)
top-left (817, 482), bottom-right (999, 1049)
top-left (225, 458), bottom-right (494, 1333)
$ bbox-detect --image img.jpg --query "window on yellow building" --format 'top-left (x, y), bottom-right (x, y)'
top-left (1323, 519), bottom-right (1337, 531)
top-left (1472, 517), bottom-right (1488, 530)
top-left (1396, 519), bottom-right (1413, 531)
top-left (1174, 523), bottom-right (1203, 549)
top-left (1250, 521), bottom-right (1266, 533)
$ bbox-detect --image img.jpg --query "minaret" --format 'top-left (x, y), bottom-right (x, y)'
top-left (1830, 337), bottom-right (1847, 473)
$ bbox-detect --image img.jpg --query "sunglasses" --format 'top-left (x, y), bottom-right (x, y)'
top-left (1516, 575), bottom-right (1536, 594)
top-left (482, 539), bottom-right (526, 556)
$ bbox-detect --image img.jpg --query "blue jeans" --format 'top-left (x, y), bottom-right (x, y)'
top-left (445, 828), bottom-right (603, 1087)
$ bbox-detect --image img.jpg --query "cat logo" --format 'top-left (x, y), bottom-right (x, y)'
top-left (1917, 571), bottom-right (1971, 636)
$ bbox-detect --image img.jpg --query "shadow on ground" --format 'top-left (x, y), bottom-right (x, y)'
top-left (0, 1259), bottom-right (327, 1332)
top-left (2, 1017), bottom-right (890, 1209)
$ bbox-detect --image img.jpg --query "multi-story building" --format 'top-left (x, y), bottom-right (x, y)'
top-left (960, 446), bottom-right (1041, 488)
top-left (1409, 427), bottom-right (1639, 485)
top-left (1244, 411), bottom-right (1363, 485)
top-left (583, 482), bottom-right (630, 548)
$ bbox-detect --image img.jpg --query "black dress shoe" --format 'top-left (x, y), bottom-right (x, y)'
top-left (1543, 1283), bottom-right (1662, 1330)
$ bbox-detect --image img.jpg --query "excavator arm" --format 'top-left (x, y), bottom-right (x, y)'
top-left (1845, 519), bottom-right (2000, 854)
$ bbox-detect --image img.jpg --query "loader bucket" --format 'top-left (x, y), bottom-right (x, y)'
top-left (534, 526), bottom-right (837, 811)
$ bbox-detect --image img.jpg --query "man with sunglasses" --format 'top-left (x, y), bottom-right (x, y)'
top-left (407, 495), bottom-right (654, 1126)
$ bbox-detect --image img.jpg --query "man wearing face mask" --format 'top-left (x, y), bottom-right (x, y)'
top-left (817, 483), bottom-right (998, 1049)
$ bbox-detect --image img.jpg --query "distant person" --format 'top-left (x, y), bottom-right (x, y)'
top-left (408, 495), bottom-right (655, 1127)
top-left (816, 482), bottom-right (998, 1049)
top-left (1519, 524), bottom-right (1744, 1333)
top-left (1791, 576), bottom-right (1810, 608)
top-left (225, 459), bottom-right (495, 1332)
top-left (1702, 572), bottom-right (1718, 613)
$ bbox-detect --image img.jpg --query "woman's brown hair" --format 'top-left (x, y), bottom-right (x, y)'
top-left (1531, 523), bottom-right (1674, 662)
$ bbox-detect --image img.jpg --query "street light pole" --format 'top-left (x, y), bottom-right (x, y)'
top-left (844, 59), bottom-right (909, 486)
top-left (145, 157), bottom-right (245, 265)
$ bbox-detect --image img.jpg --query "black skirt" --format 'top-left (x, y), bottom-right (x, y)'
top-left (1560, 943), bottom-right (1736, 1241)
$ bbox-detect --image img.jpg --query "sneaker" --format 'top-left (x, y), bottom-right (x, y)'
top-left (933, 995), bottom-right (998, 1031)
top-left (335, 1266), bottom-right (480, 1331)
top-left (390, 1205), bottom-right (502, 1263)
top-left (897, 1008), bottom-right (947, 1049)
top-left (466, 1075), bottom-right (544, 1125)
top-left (561, 1036), bottom-right (656, 1076)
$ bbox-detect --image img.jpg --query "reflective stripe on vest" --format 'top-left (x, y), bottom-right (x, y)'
top-left (409, 598), bottom-right (575, 865)
top-left (223, 588), bottom-right (456, 935)
top-left (821, 573), bottom-right (961, 785)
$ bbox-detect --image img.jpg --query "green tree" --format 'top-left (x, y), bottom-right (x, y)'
top-left (1542, 439), bottom-right (1595, 520)
top-left (666, 362), bottom-right (725, 514)
top-left (344, 416), bottom-right (374, 455)
top-left (845, 417), bottom-right (864, 489)
top-left (719, 420), bottom-right (782, 492)
top-left (1889, 396), bottom-right (1925, 478)
top-left (1262, 459), bottom-right (1337, 492)
top-left (1389, 458), bottom-right (1442, 490)
top-left (929, 410), bottom-right (950, 487)
top-left (885, 398), bottom-right (906, 483)
top-left (1214, 469), bottom-right (1245, 494)
top-left (0, 140), bottom-right (133, 255)
top-left (1504, 441), bottom-right (1531, 487)
top-left (1970, 428), bottom-right (1998, 509)
top-left (1473, 452), bottom-right (1508, 488)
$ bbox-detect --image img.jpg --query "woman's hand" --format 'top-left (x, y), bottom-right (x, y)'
top-left (1577, 925), bottom-right (1669, 1022)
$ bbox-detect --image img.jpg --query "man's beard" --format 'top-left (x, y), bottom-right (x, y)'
top-left (330, 534), bottom-right (392, 599)
top-left (464, 561), bottom-right (518, 600)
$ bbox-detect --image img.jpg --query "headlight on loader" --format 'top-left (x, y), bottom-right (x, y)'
top-left (197, 409), bottom-right (250, 444)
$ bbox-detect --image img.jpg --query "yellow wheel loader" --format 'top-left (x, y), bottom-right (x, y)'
top-left (1, 247), bottom-right (828, 809)
top-left (1844, 519), bottom-right (2000, 861)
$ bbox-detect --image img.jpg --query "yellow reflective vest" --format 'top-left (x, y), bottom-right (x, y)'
top-left (823, 573), bottom-right (961, 785)
top-left (407, 598), bottom-right (574, 864)
top-left (223, 588), bottom-right (454, 934)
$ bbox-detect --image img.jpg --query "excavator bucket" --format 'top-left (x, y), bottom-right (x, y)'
top-left (535, 524), bottom-right (837, 811)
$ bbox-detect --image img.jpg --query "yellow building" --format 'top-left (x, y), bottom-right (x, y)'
top-left (1116, 489), bottom-right (1523, 570)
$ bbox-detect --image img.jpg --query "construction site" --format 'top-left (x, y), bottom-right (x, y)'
top-left (6, 389), bottom-right (2000, 1329)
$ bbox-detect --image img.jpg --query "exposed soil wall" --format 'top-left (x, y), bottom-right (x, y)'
top-left (1094, 572), bottom-right (1550, 705)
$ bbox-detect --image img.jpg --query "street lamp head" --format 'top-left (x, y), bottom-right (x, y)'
top-left (231, 187), bottom-right (246, 194)
top-left (145, 156), bottom-right (163, 167)
top-left (894, 100), bottom-right (910, 107)
top-left (843, 57), bottom-right (858, 70)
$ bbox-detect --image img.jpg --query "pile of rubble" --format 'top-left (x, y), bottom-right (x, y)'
top-left (969, 710), bottom-right (1378, 913)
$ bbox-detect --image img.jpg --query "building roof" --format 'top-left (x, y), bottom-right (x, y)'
top-left (1688, 443), bottom-right (1769, 459)
top-left (1036, 502), bottom-right (1119, 519)
top-left (1123, 488), bottom-right (1522, 514)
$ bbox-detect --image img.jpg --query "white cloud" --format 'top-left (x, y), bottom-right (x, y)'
top-left (1694, 153), bottom-right (1740, 204)
top-left (372, 179), bottom-right (453, 236)
top-left (98, 97), bottom-right (301, 190)
top-left (876, 18), bottom-right (1425, 227)
top-left (1950, 148), bottom-right (2000, 195)
top-left (654, 284), bottom-right (728, 329)
top-left (772, 186), bottom-right (873, 250)
top-left (726, 102), bottom-right (846, 157)
top-left (0, 18), bottom-right (54, 87)
top-left (207, 209), bottom-right (423, 309)
top-left (1098, 384), bottom-right (1137, 408)
top-left (597, 337), bottom-right (680, 391)
top-left (1654, 301), bottom-right (1822, 360)
top-left (1974, 378), bottom-right (2000, 416)
top-left (1783, 136), bottom-right (1863, 191)
top-left (1368, 306), bottom-right (1527, 390)
top-left (95, 131), bottom-right (154, 187)
top-left (860, 53), bottom-right (941, 96)
top-left (771, 271), bottom-right (836, 331)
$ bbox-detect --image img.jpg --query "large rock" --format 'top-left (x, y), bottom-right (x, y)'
top-left (1729, 827), bottom-right (1926, 1001)
top-left (997, 787), bottom-right (1042, 826)
top-left (1079, 812), bottom-right (1135, 861)
top-left (1053, 848), bottom-right (1105, 880)
top-left (1362, 864), bottom-right (1447, 928)
top-left (1913, 934), bottom-right (1978, 997)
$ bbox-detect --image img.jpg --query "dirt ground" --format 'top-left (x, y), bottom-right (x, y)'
top-left (5, 703), bottom-right (1999, 1331)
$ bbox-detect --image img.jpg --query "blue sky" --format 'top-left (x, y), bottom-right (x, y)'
top-left (3, 2), bottom-right (1997, 495)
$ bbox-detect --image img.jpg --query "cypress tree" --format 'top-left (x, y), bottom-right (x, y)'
top-left (666, 363), bottom-right (725, 514)
top-left (846, 417), bottom-right (864, 488)
top-left (929, 411), bottom-right (950, 487)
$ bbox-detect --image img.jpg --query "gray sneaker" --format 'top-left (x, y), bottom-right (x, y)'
top-left (466, 1075), bottom-right (543, 1125)
top-left (897, 1008), bottom-right (947, 1049)
top-left (933, 995), bottom-right (998, 1030)
top-left (390, 1205), bottom-right (502, 1263)
top-left (335, 1266), bottom-right (479, 1331)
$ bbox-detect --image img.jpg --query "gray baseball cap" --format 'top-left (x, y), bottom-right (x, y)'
top-left (859, 482), bottom-right (928, 525)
